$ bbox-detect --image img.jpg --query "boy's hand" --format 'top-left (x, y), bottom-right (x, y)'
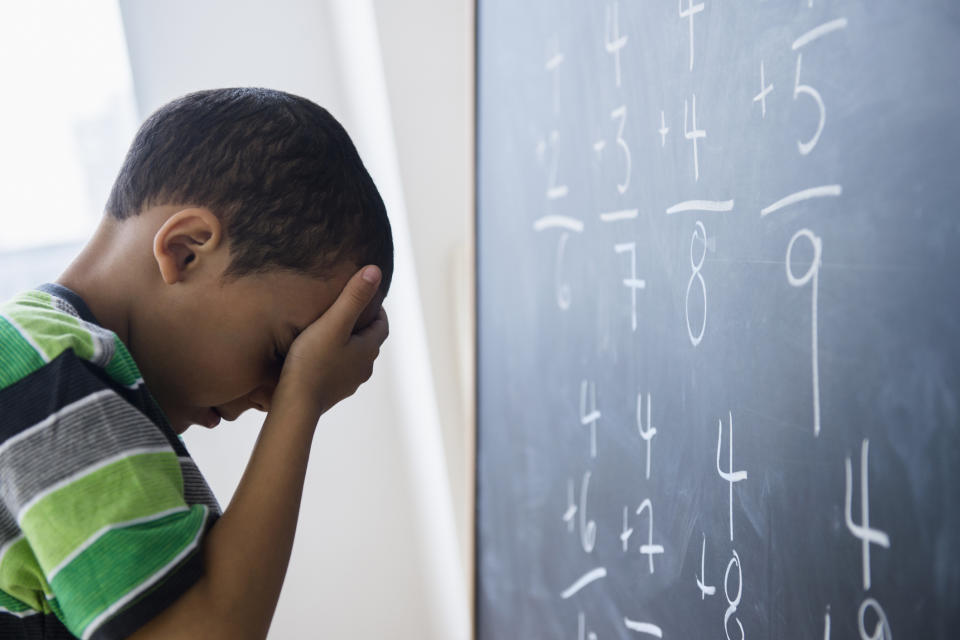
top-left (275, 265), bottom-right (388, 417)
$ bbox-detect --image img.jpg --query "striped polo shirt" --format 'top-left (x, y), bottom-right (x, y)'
top-left (0, 283), bottom-right (221, 639)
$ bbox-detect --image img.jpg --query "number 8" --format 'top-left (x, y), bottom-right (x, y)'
top-left (686, 221), bottom-right (707, 346)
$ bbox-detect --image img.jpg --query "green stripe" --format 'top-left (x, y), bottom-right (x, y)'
top-left (104, 335), bottom-right (145, 386)
top-left (0, 588), bottom-right (33, 613)
top-left (3, 292), bottom-right (96, 363)
top-left (21, 452), bottom-right (185, 574)
top-left (0, 316), bottom-right (47, 389)
top-left (51, 506), bottom-right (207, 637)
top-left (48, 596), bottom-right (65, 623)
top-left (1, 290), bottom-right (146, 389)
top-left (0, 538), bottom-right (52, 613)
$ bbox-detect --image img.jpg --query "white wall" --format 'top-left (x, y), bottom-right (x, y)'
top-left (116, 1), bottom-right (473, 637)
top-left (372, 0), bottom-right (476, 577)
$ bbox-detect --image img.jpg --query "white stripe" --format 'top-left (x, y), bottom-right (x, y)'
top-left (118, 376), bottom-right (146, 391)
top-left (80, 323), bottom-right (142, 386)
top-left (0, 390), bottom-right (117, 459)
top-left (0, 311), bottom-right (50, 364)
top-left (17, 445), bottom-right (174, 523)
top-left (81, 505), bottom-right (210, 640)
top-left (84, 323), bottom-right (120, 370)
top-left (48, 506), bottom-right (191, 581)
top-left (46, 296), bottom-right (109, 368)
top-left (0, 605), bottom-right (40, 618)
top-left (90, 326), bottom-right (104, 366)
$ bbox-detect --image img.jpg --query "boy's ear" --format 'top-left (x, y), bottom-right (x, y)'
top-left (153, 207), bottom-right (224, 285)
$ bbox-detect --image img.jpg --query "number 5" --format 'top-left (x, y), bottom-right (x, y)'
top-left (793, 53), bottom-right (825, 155)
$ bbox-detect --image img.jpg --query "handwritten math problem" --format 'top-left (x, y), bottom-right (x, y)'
top-left (479, 1), bottom-right (960, 638)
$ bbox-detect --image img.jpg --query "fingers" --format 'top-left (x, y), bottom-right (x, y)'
top-left (355, 307), bottom-right (388, 341)
top-left (328, 266), bottom-right (382, 338)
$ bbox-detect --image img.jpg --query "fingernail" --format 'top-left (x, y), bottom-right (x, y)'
top-left (362, 266), bottom-right (381, 284)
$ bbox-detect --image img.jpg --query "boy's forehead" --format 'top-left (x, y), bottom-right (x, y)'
top-left (256, 265), bottom-right (383, 328)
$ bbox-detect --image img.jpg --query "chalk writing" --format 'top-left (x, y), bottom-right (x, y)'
top-left (786, 228), bottom-right (823, 436)
top-left (716, 411), bottom-right (748, 542)
top-left (686, 221), bottom-right (708, 346)
top-left (844, 439), bottom-right (891, 591)
top-left (636, 391), bottom-right (656, 479)
top-left (696, 532), bottom-right (717, 599)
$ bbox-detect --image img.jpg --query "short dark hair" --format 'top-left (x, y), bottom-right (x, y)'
top-left (105, 87), bottom-right (393, 292)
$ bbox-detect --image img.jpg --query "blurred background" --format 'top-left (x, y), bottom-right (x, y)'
top-left (0, 1), bottom-right (474, 637)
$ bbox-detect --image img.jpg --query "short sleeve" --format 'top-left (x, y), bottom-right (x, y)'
top-left (0, 349), bottom-right (219, 640)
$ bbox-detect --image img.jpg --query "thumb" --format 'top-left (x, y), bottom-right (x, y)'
top-left (328, 265), bottom-right (382, 337)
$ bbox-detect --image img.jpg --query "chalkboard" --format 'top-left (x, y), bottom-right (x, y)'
top-left (475, 1), bottom-right (960, 638)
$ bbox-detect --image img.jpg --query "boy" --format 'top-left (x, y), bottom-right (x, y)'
top-left (0, 87), bottom-right (392, 639)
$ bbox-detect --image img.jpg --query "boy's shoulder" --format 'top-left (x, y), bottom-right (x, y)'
top-left (0, 283), bottom-right (142, 392)
top-left (0, 284), bottom-right (222, 639)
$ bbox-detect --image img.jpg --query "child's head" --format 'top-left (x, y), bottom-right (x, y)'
top-left (85, 87), bottom-right (393, 432)
top-left (106, 87), bottom-right (393, 291)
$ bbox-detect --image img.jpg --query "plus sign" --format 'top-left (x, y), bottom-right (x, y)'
top-left (752, 60), bottom-right (773, 118)
top-left (684, 94), bottom-right (706, 181)
top-left (658, 110), bottom-right (669, 147)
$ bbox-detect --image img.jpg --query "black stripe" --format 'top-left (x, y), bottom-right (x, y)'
top-left (31, 283), bottom-right (184, 448)
top-left (89, 512), bottom-right (219, 640)
top-left (180, 460), bottom-right (223, 515)
top-left (123, 384), bottom-right (188, 456)
top-left (0, 610), bottom-right (76, 640)
top-left (0, 350), bottom-right (105, 443)
top-left (0, 349), bottom-right (187, 456)
top-left (0, 395), bottom-right (174, 515)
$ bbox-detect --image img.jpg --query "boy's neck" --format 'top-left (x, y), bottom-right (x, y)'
top-left (55, 214), bottom-right (141, 347)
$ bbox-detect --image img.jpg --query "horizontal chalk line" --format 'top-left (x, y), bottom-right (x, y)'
top-left (666, 199), bottom-right (734, 214)
top-left (533, 215), bottom-right (584, 232)
top-left (561, 567), bottom-right (607, 599)
top-left (793, 18), bottom-right (848, 50)
top-left (624, 618), bottom-right (663, 637)
top-left (760, 185), bottom-right (842, 216)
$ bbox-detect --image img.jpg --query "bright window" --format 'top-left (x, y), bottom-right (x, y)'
top-left (0, 0), bottom-right (138, 297)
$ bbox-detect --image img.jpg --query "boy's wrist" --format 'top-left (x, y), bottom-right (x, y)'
top-left (272, 376), bottom-right (327, 423)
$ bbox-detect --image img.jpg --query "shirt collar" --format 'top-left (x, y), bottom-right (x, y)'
top-left (35, 282), bottom-right (103, 327)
